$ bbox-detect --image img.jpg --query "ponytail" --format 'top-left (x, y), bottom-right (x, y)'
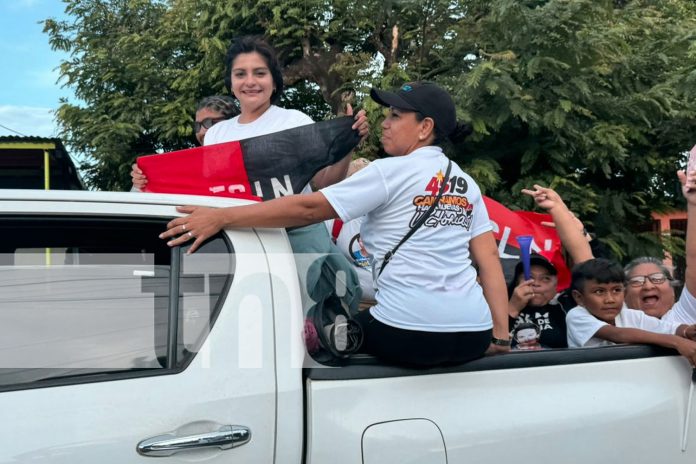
top-left (448, 121), bottom-right (473, 144)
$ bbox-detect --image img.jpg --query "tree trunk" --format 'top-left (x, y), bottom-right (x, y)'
top-left (283, 38), bottom-right (347, 114)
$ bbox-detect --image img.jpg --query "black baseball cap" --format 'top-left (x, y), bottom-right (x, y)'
top-left (370, 81), bottom-right (457, 137)
top-left (512, 253), bottom-right (557, 282)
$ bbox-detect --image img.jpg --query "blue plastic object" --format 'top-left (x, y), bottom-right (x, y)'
top-left (516, 235), bottom-right (533, 280)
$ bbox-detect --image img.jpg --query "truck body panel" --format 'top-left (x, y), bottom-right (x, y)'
top-left (0, 190), bottom-right (694, 463)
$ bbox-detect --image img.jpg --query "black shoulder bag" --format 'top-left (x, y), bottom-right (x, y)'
top-left (377, 160), bottom-right (453, 278)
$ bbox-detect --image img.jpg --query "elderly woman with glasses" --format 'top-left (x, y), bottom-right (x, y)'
top-left (192, 95), bottom-right (238, 145)
top-left (624, 169), bottom-right (696, 324)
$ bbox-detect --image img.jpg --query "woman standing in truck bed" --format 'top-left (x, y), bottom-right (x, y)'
top-left (161, 81), bottom-right (510, 367)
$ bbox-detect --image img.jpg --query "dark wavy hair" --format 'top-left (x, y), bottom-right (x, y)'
top-left (224, 36), bottom-right (284, 105)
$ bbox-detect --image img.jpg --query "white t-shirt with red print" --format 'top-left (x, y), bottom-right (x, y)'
top-left (321, 146), bottom-right (493, 332)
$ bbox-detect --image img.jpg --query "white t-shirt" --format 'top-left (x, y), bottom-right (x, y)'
top-left (662, 286), bottom-right (696, 324)
top-left (204, 105), bottom-right (313, 144)
top-left (566, 305), bottom-right (680, 348)
top-left (204, 105), bottom-right (315, 194)
top-left (321, 146), bottom-right (494, 332)
top-left (324, 217), bottom-right (375, 300)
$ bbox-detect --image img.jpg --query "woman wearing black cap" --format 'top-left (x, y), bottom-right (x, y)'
top-left (160, 81), bottom-right (511, 367)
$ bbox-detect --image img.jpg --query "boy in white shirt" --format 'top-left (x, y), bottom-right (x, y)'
top-left (566, 258), bottom-right (696, 365)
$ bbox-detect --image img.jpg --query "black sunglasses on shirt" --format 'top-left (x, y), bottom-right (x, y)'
top-left (193, 117), bottom-right (226, 133)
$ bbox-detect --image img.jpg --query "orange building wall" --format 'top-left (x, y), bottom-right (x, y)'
top-left (651, 210), bottom-right (688, 269)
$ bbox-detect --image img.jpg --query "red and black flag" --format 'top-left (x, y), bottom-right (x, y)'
top-left (137, 116), bottom-right (360, 201)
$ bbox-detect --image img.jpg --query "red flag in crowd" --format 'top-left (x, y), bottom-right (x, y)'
top-left (483, 197), bottom-right (570, 291)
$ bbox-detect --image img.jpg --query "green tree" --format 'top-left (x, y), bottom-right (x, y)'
top-left (45, 0), bottom-right (696, 262)
top-left (438, 0), bottom-right (696, 260)
top-left (44, 0), bottom-right (192, 189)
top-left (44, 0), bottom-right (449, 189)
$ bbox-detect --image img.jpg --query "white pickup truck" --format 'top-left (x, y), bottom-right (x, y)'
top-left (1, 190), bottom-right (695, 464)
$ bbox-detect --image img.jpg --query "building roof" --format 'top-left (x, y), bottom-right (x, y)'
top-left (0, 136), bottom-right (84, 190)
top-left (0, 135), bottom-right (63, 144)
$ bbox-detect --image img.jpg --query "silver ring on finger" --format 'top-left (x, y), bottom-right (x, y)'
top-left (182, 224), bottom-right (186, 231)
top-left (187, 231), bottom-right (193, 238)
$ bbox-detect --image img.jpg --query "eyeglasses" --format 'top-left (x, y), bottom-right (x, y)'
top-left (193, 117), bottom-right (225, 133)
top-left (627, 272), bottom-right (668, 287)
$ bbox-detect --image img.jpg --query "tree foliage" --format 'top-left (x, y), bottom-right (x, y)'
top-left (440, 0), bottom-right (696, 259)
top-left (44, 0), bottom-right (696, 261)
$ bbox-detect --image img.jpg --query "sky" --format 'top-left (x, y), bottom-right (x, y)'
top-left (0, 0), bottom-right (72, 138)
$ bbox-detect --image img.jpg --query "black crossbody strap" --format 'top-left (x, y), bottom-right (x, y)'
top-left (378, 160), bottom-right (452, 277)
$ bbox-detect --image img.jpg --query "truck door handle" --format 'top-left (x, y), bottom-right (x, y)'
top-left (137, 425), bottom-right (251, 457)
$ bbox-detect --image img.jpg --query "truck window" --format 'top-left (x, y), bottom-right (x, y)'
top-left (0, 216), bottom-right (234, 391)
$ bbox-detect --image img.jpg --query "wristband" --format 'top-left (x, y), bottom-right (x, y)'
top-left (491, 337), bottom-right (511, 347)
top-left (682, 325), bottom-right (689, 339)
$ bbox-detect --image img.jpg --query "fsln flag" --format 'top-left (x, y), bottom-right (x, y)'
top-left (137, 116), bottom-right (361, 201)
top-left (483, 197), bottom-right (570, 291)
